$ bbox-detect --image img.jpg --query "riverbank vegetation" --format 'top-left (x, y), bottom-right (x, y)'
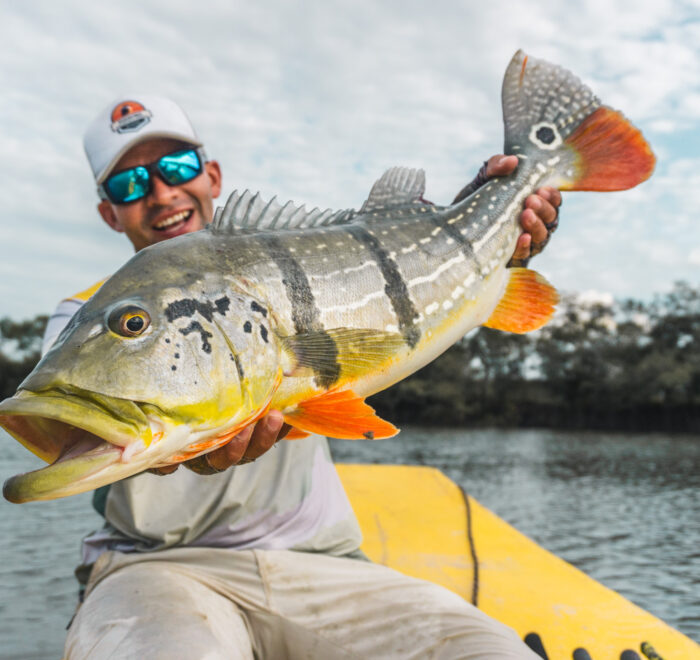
top-left (1, 282), bottom-right (698, 432)
top-left (373, 281), bottom-right (700, 432)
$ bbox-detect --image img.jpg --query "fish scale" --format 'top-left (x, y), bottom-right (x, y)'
top-left (0, 50), bottom-right (655, 502)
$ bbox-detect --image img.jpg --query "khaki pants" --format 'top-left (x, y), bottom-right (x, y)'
top-left (64, 548), bottom-right (536, 659)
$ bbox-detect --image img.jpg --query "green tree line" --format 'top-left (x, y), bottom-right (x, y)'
top-left (1, 282), bottom-right (698, 432)
top-left (373, 281), bottom-right (700, 432)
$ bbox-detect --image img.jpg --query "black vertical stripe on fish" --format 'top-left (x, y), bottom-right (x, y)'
top-left (347, 226), bottom-right (420, 348)
top-left (260, 235), bottom-right (320, 333)
top-left (260, 235), bottom-right (340, 388)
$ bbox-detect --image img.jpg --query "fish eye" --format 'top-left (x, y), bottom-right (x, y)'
top-left (108, 305), bottom-right (151, 338)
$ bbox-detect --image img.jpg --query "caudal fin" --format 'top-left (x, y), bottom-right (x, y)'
top-left (502, 50), bottom-right (655, 191)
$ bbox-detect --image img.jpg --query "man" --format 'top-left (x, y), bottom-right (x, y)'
top-left (54, 95), bottom-right (560, 658)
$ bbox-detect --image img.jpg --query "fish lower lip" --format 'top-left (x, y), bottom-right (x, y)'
top-left (3, 438), bottom-right (123, 503)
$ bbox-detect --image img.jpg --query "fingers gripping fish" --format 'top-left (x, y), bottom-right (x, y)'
top-left (0, 51), bottom-right (655, 502)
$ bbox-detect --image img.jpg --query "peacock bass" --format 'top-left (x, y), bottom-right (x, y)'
top-left (0, 50), bottom-right (655, 502)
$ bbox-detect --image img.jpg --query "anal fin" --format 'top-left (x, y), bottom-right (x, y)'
top-left (484, 268), bottom-right (558, 333)
top-left (283, 389), bottom-right (398, 440)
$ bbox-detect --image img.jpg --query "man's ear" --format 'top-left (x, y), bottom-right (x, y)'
top-left (205, 160), bottom-right (222, 199)
top-left (98, 200), bottom-right (124, 233)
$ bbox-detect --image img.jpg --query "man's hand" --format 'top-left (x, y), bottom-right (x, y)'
top-left (453, 154), bottom-right (562, 266)
top-left (149, 411), bottom-right (290, 476)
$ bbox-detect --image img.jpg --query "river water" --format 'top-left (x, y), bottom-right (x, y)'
top-left (0, 428), bottom-right (698, 658)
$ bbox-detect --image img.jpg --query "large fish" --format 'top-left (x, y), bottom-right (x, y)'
top-left (1, 51), bottom-right (654, 502)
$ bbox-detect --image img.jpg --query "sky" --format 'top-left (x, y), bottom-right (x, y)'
top-left (1, 0), bottom-right (699, 319)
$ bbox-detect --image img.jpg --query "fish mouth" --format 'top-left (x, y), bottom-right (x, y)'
top-left (0, 386), bottom-right (152, 503)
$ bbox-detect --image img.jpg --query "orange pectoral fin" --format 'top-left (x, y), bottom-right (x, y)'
top-left (283, 389), bottom-right (399, 440)
top-left (484, 268), bottom-right (558, 334)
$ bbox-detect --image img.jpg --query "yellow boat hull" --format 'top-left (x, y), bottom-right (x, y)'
top-left (337, 464), bottom-right (699, 659)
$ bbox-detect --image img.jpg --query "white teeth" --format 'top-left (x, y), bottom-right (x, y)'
top-left (154, 210), bottom-right (190, 229)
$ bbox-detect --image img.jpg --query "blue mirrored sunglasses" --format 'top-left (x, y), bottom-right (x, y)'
top-left (99, 148), bottom-right (205, 204)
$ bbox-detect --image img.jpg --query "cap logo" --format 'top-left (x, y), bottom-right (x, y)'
top-left (110, 101), bottom-right (152, 134)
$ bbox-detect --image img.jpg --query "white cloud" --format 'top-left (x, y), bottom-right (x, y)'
top-left (0, 0), bottom-right (698, 318)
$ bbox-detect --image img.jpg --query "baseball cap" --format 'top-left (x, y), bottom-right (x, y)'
top-left (83, 95), bottom-right (204, 184)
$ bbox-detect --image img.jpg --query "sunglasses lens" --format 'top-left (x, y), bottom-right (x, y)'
top-left (158, 149), bottom-right (202, 185)
top-left (105, 167), bottom-right (150, 203)
top-left (103, 149), bottom-right (203, 204)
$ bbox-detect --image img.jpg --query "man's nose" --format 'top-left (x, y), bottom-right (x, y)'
top-left (147, 174), bottom-right (178, 204)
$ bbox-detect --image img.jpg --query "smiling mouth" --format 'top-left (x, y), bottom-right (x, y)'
top-left (153, 209), bottom-right (193, 231)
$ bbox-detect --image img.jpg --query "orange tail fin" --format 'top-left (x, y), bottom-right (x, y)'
top-left (563, 107), bottom-right (655, 191)
top-left (502, 50), bottom-right (655, 193)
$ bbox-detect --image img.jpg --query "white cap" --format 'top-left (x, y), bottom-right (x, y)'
top-left (83, 95), bottom-right (203, 184)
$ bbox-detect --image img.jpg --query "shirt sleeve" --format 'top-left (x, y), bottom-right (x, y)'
top-left (42, 298), bottom-right (84, 356)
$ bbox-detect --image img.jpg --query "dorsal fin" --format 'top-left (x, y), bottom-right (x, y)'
top-left (210, 190), bottom-right (356, 235)
top-left (360, 167), bottom-right (426, 213)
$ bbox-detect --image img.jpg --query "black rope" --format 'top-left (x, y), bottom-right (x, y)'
top-left (458, 485), bottom-right (480, 606)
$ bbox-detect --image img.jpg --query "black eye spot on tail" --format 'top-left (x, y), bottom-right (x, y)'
top-left (528, 121), bottom-right (562, 150)
top-left (536, 126), bottom-right (555, 144)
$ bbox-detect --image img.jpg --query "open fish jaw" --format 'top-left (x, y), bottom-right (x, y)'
top-left (0, 388), bottom-right (155, 503)
top-left (0, 387), bottom-right (240, 502)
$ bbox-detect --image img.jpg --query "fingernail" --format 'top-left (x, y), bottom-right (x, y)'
top-left (497, 156), bottom-right (509, 166)
top-left (530, 197), bottom-right (541, 209)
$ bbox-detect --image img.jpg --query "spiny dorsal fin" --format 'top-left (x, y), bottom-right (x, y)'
top-left (210, 190), bottom-right (356, 235)
top-left (360, 167), bottom-right (427, 213)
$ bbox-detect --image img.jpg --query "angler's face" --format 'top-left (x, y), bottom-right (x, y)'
top-left (98, 138), bottom-right (222, 252)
